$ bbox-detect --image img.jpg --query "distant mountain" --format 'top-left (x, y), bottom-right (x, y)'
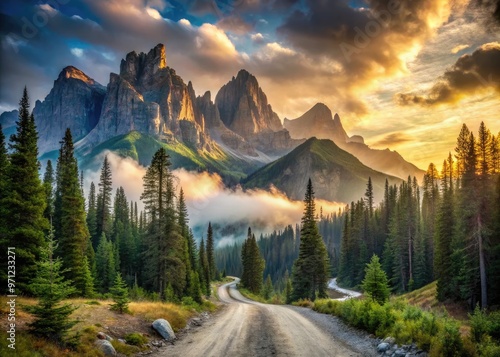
top-left (284, 103), bottom-right (424, 182)
top-left (33, 66), bottom-right (106, 153)
top-left (215, 69), bottom-right (300, 154)
top-left (0, 110), bottom-right (18, 138)
top-left (284, 103), bottom-right (348, 144)
top-left (242, 137), bottom-right (402, 203)
top-left (1, 43), bottom-right (424, 192)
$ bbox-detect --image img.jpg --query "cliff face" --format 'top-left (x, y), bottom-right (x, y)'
top-left (215, 69), bottom-right (282, 138)
top-left (82, 44), bottom-right (209, 149)
top-left (214, 69), bottom-right (299, 154)
top-left (32, 66), bottom-right (106, 153)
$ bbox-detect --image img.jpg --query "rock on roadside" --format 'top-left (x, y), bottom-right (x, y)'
top-left (96, 339), bottom-right (117, 356)
top-left (152, 319), bottom-right (176, 341)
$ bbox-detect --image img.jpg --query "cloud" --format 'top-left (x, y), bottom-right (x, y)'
top-left (83, 152), bottom-right (342, 246)
top-left (0, 0), bottom-right (244, 109)
top-left (373, 132), bottom-right (412, 147)
top-left (451, 44), bottom-right (470, 53)
top-left (396, 42), bottom-right (500, 106)
top-left (217, 15), bottom-right (254, 35)
top-left (269, 0), bottom-right (469, 118)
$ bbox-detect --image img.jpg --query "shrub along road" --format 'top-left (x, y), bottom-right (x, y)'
top-left (160, 278), bottom-right (376, 357)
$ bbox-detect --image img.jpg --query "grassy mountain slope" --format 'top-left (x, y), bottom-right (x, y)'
top-left (242, 137), bottom-right (402, 203)
top-left (78, 131), bottom-right (258, 184)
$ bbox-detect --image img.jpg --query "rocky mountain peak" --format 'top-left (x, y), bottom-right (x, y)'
top-left (58, 66), bottom-right (96, 85)
top-left (119, 43), bottom-right (167, 85)
top-left (283, 103), bottom-right (349, 144)
top-left (215, 68), bottom-right (282, 138)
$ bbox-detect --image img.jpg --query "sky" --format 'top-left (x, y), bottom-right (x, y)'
top-left (0, 0), bottom-right (499, 170)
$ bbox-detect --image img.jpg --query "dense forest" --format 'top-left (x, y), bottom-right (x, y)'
top-left (218, 122), bottom-right (500, 309)
top-left (0, 90), bottom-right (219, 344)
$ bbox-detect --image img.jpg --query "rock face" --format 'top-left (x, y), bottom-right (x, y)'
top-left (32, 66), bottom-right (105, 153)
top-left (152, 318), bottom-right (176, 341)
top-left (215, 69), bottom-right (282, 138)
top-left (0, 110), bottom-right (17, 129)
top-left (197, 91), bottom-right (257, 156)
top-left (82, 44), bottom-right (209, 150)
top-left (283, 103), bottom-right (349, 144)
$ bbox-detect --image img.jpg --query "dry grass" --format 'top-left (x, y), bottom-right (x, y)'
top-left (128, 301), bottom-right (195, 331)
top-left (0, 295), bottom-right (210, 356)
top-left (400, 281), bottom-right (469, 322)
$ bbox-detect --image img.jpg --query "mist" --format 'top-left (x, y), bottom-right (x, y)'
top-left (84, 152), bottom-right (344, 247)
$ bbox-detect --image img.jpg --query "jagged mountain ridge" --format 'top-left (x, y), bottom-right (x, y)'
top-left (2, 43), bottom-right (422, 192)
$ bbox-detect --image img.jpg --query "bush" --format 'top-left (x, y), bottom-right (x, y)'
top-left (470, 306), bottom-right (491, 343)
top-left (293, 299), bottom-right (314, 308)
top-left (124, 332), bottom-right (148, 346)
top-left (429, 319), bottom-right (464, 357)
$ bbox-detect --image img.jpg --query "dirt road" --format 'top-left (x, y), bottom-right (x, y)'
top-left (160, 279), bottom-right (371, 357)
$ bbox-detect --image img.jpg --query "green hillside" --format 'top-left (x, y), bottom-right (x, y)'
top-left (78, 131), bottom-right (257, 184)
top-left (242, 137), bottom-right (402, 203)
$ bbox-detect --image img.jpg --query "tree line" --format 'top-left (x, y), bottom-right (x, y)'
top-left (0, 89), bottom-right (220, 342)
top-left (338, 121), bottom-right (500, 308)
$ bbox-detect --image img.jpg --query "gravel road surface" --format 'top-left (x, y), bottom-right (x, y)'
top-left (159, 279), bottom-right (376, 357)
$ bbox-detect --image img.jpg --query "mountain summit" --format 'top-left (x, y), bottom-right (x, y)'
top-left (284, 103), bottom-right (349, 144)
top-left (215, 69), bottom-right (283, 138)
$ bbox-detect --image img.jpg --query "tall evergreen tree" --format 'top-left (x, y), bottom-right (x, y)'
top-left (141, 148), bottom-right (186, 299)
top-left (291, 179), bottom-right (329, 301)
top-left (241, 231), bottom-right (265, 294)
top-left (54, 129), bottom-right (91, 295)
top-left (3, 88), bottom-right (48, 291)
top-left (43, 160), bottom-right (55, 222)
top-left (87, 182), bottom-right (98, 248)
top-left (0, 125), bottom-right (8, 268)
top-left (207, 222), bottom-right (216, 280)
top-left (96, 155), bottom-right (112, 239)
top-left (95, 233), bottom-right (116, 293)
top-left (199, 238), bottom-right (210, 296)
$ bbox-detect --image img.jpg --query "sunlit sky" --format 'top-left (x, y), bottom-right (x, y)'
top-left (1, 0), bottom-right (499, 170)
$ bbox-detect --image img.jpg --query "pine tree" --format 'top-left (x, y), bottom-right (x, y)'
top-left (54, 129), bottom-right (91, 295)
top-left (96, 155), bottom-right (113, 239)
top-left (95, 233), bottom-right (116, 293)
top-left (263, 275), bottom-right (273, 300)
top-left (199, 238), bottom-right (210, 296)
top-left (0, 125), bottom-right (9, 277)
top-left (362, 254), bottom-right (390, 304)
top-left (87, 182), bottom-right (98, 249)
top-left (43, 160), bottom-right (55, 222)
top-left (24, 225), bottom-right (78, 343)
top-left (110, 273), bottom-right (130, 314)
top-left (141, 148), bottom-right (186, 299)
top-left (291, 179), bottom-right (329, 301)
top-left (3, 88), bottom-right (48, 291)
top-left (207, 222), bottom-right (216, 280)
top-left (365, 177), bottom-right (374, 218)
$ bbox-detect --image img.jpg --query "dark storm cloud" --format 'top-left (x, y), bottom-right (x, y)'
top-left (397, 42), bottom-right (500, 106)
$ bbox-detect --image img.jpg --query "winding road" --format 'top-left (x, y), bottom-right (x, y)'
top-left (160, 278), bottom-right (368, 357)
